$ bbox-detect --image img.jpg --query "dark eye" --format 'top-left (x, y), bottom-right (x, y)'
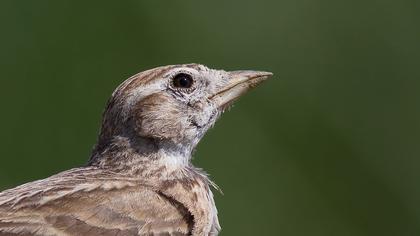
top-left (172, 73), bottom-right (193, 88)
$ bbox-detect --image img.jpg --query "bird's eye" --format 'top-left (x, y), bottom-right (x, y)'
top-left (172, 73), bottom-right (193, 89)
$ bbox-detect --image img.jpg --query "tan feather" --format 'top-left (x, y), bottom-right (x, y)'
top-left (0, 64), bottom-right (272, 236)
top-left (0, 167), bottom-right (193, 236)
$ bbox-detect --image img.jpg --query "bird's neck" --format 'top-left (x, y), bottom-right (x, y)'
top-left (88, 135), bottom-right (194, 180)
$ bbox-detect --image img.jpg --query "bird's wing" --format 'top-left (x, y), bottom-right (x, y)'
top-left (0, 167), bottom-right (193, 236)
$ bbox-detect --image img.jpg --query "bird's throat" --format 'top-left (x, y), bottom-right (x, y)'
top-left (89, 135), bottom-right (193, 180)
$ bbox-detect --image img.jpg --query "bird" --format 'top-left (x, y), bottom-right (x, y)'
top-left (0, 64), bottom-right (272, 236)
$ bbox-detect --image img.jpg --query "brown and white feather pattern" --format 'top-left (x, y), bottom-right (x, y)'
top-left (0, 166), bottom-right (219, 236)
top-left (0, 64), bottom-right (271, 236)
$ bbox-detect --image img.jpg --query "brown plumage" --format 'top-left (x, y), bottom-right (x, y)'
top-left (0, 64), bottom-right (272, 236)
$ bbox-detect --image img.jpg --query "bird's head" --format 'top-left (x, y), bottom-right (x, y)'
top-left (92, 64), bottom-right (272, 164)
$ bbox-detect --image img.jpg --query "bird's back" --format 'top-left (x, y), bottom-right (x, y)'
top-left (0, 167), bottom-right (193, 236)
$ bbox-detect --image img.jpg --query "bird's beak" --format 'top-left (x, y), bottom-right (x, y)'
top-left (210, 70), bottom-right (273, 109)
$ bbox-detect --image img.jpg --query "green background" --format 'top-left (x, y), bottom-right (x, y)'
top-left (1, 1), bottom-right (419, 235)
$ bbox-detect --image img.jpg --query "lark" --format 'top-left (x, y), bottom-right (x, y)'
top-left (0, 64), bottom-right (272, 236)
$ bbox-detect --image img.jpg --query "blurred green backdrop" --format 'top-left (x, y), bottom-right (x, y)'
top-left (1, 1), bottom-right (419, 235)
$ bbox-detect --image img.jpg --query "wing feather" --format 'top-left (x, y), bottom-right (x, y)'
top-left (0, 167), bottom-right (192, 236)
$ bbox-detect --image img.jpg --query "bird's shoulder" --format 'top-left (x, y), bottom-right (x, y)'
top-left (0, 167), bottom-right (193, 235)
